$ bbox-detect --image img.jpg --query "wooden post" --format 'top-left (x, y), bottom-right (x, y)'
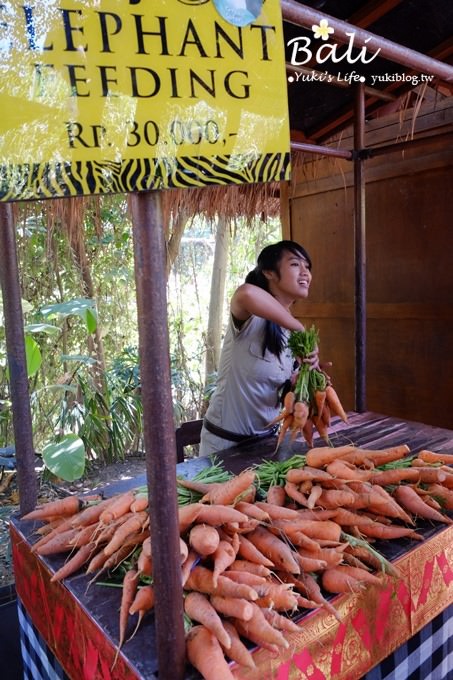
top-left (354, 84), bottom-right (367, 412)
top-left (0, 203), bottom-right (38, 513)
top-left (130, 190), bottom-right (186, 680)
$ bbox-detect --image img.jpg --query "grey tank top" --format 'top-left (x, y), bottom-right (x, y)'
top-left (204, 315), bottom-right (294, 436)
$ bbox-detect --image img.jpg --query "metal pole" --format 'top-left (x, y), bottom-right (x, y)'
top-left (281, 0), bottom-right (453, 83)
top-left (291, 140), bottom-right (352, 160)
top-left (354, 84), bottom-right (367, 412)
top-left (130, 191), bottom-right (185, 680)
top-left (0, 203), bottom-right (38, 513)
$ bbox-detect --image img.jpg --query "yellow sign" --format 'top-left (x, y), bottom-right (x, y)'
top-left (0, 0), bottom-right (290, 201)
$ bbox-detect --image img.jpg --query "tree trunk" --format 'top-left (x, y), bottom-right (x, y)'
top-left (203, 215), bottom-right (230, 411)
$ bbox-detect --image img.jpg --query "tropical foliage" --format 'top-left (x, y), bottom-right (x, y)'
top-left (0, 195), bottom-right (281, 480)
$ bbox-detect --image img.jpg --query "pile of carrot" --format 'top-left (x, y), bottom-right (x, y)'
top-left (273, 327), bottom-right (348, 449)
top-left (21, 443), bottom-right (453, 680)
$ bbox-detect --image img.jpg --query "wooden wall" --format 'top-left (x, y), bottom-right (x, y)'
top-left (281, 98), bottom-right (453, 429)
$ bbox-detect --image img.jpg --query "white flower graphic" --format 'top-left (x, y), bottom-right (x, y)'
top-left (311, 18), bottom-right (334, 41)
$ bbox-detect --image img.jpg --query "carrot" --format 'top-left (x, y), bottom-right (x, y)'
top-left (186, 625), bottom-right (235, 680)
top-left (212, 540), bottom-right (237, 586)
top-left (99, 490), bottom-right (136, 524)
top-left (186, 566), bottom-right (259, 601)
top-left (240, 485), bottom-right (256, 503)
top-left (284, 481), bottom-right (309, 507)
top-left (246, 526), bottom-right (301, 574)
top-left (411, 467), bottom-right (448, 484)
top-left (234, 501), bottom-right (270, 522)
top-left (356, 523), bottom-right (424, 541)
top-left (326, 459), bottom-right (373, 482)
top-left (31, 516), bottom-right (75, 553)
top-left (370, 468), bottom-right (421, 486)
top-left (312, 414), bottom-right (330, 442)
top-left (254, 501), bottom-right (301, 520)
top-left (137, 548), bottom-right (153, 577)
top-left (275, 414), bottom-right (293, 449)
top-left (266, 485), bottom-right (286, 506)
top-left (233, 603), bottom-right (289, 649)
top-left (237, 534), bottom-right (274, 567)
top-left (280, 518), bottom-right (343, 543)
top-left (221, 620), bottom-right (256, 670)
top-left (184, 592), bottom-right (231, 649)
top-left (130, 493), bottom-right (149, 513)
top-left (181, 549), bottom-right (200, 587)
top-left (356, 444), bottom-right (410, 467)
top-left (262, 607), bottom-right (301, 633)
top-left (426, 484), bottom-right (453, 511)
top-left (50, 542), bottom-right (96, 582)
top-left (222, 570), bottom-right (267, 587)
top-left (70, 523), bottom-right (100, 548)
top-left (321, 403), bottom-right (331, 427)
top-left (141, 535), bottom-right (152, 558)
top-left (70, 496), bottom-right (117, 528)
top-left (103, 511), bottom-right (148, 557)
top-left (117, 569), bottom-right (138, 653)
top-left (325, 385), bottom-right (348, 422)
top-left (36, 527), bottom-right (81, 555)
top-left (268, 391), bottom-right (295, 426)
top-left (210, 595), bottom-right (254, 621)
top-left (344, 545), bottom-right (384, 572)
top-left (129, 584), bottom-right (155, 616)
top-left (321, 567), bottom-right (366, 594)
top-left (298, 546), bottom-right (344, 567)
top-left (298, 572), bottom-right (342, 622)
top-left (178, 503), bottom-right (203, 533)
top-left (365, 484), bottom-right (414, 524)
top-left (314, 389), bottom-right (326, 419)
top-left (255, 587), bottom-right (299, 612)
top-left (292, 551), bottom-right (327, 572)
top-left (318, 489), bottom-right (357, 509)
top-left (418, 449), bottom-right (453, 465)
top-left (22, 495), bottom-right (82, 521)
top-left (195, 504), bottom-right (249, 526)
top-left (85, 548), bottom-right (110, 575)
top-left (189, 524), bottom-right (220, 557)
top-left (287, 467), bottom-right (333, 484)
top-left (302, 418), bottom-right (314, 447)
top-left (201, 469), bottom-right (257, 505)
top-left (305, 445), bottom-right (356, 468)
top-left (290, 401), bottom-right (309, 441)
top-left (393, 485), bottom-right (453, 525)
top-left (306, 484), bottom-right (323, 510)
top-left (229, 560), bottom-right (272, 577)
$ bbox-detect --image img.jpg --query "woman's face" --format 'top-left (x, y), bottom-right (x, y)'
top-left (265, 250), bottom-right (312, 304)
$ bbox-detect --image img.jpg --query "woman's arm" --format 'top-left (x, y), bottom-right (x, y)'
top-left (231, 283), bottom-right (304, 331)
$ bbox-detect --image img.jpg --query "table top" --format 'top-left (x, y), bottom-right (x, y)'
top-left (10, 411), bottom-right (453, 679)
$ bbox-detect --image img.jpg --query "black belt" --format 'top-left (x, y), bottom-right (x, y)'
top-left (203, 418), bottom-right (278, 447)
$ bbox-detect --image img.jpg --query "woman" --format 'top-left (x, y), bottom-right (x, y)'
top-left (199, 240), bottom-right (314, 456)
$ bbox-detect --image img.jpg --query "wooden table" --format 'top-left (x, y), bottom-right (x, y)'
top-left (9, 412), bottom-right (453, 679)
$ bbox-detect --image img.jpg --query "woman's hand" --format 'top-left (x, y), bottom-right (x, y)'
top-left (301, 347), bottom-right (320, 371)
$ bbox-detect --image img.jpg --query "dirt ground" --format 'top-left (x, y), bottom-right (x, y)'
top-left (0, 456), bottom-right (148, 588)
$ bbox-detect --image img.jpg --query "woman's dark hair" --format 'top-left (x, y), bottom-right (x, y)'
top-left (245, 240), bottom-right (312, 358)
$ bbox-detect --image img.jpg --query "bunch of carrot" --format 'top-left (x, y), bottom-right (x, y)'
top-left (273, 327), bottom-right (347, 449)
top-left (21, 442), bottom-right (453, 680)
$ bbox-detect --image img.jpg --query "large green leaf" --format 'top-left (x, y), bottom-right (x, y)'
top-left (25, 335), bottom-right (42, 377)
top-left (40, 298), bottom-right (95, 319)
top-left (24, 323), bottom-right (61, 336)
top-left (81, 307), bottom-right (97, 334)
top-left (42, 434), bottom-right (86, 482)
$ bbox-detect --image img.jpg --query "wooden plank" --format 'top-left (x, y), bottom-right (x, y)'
top-left (291, 148), bottom-right (453, 196)
top-left (294, 302), bottom-right (453, 320)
